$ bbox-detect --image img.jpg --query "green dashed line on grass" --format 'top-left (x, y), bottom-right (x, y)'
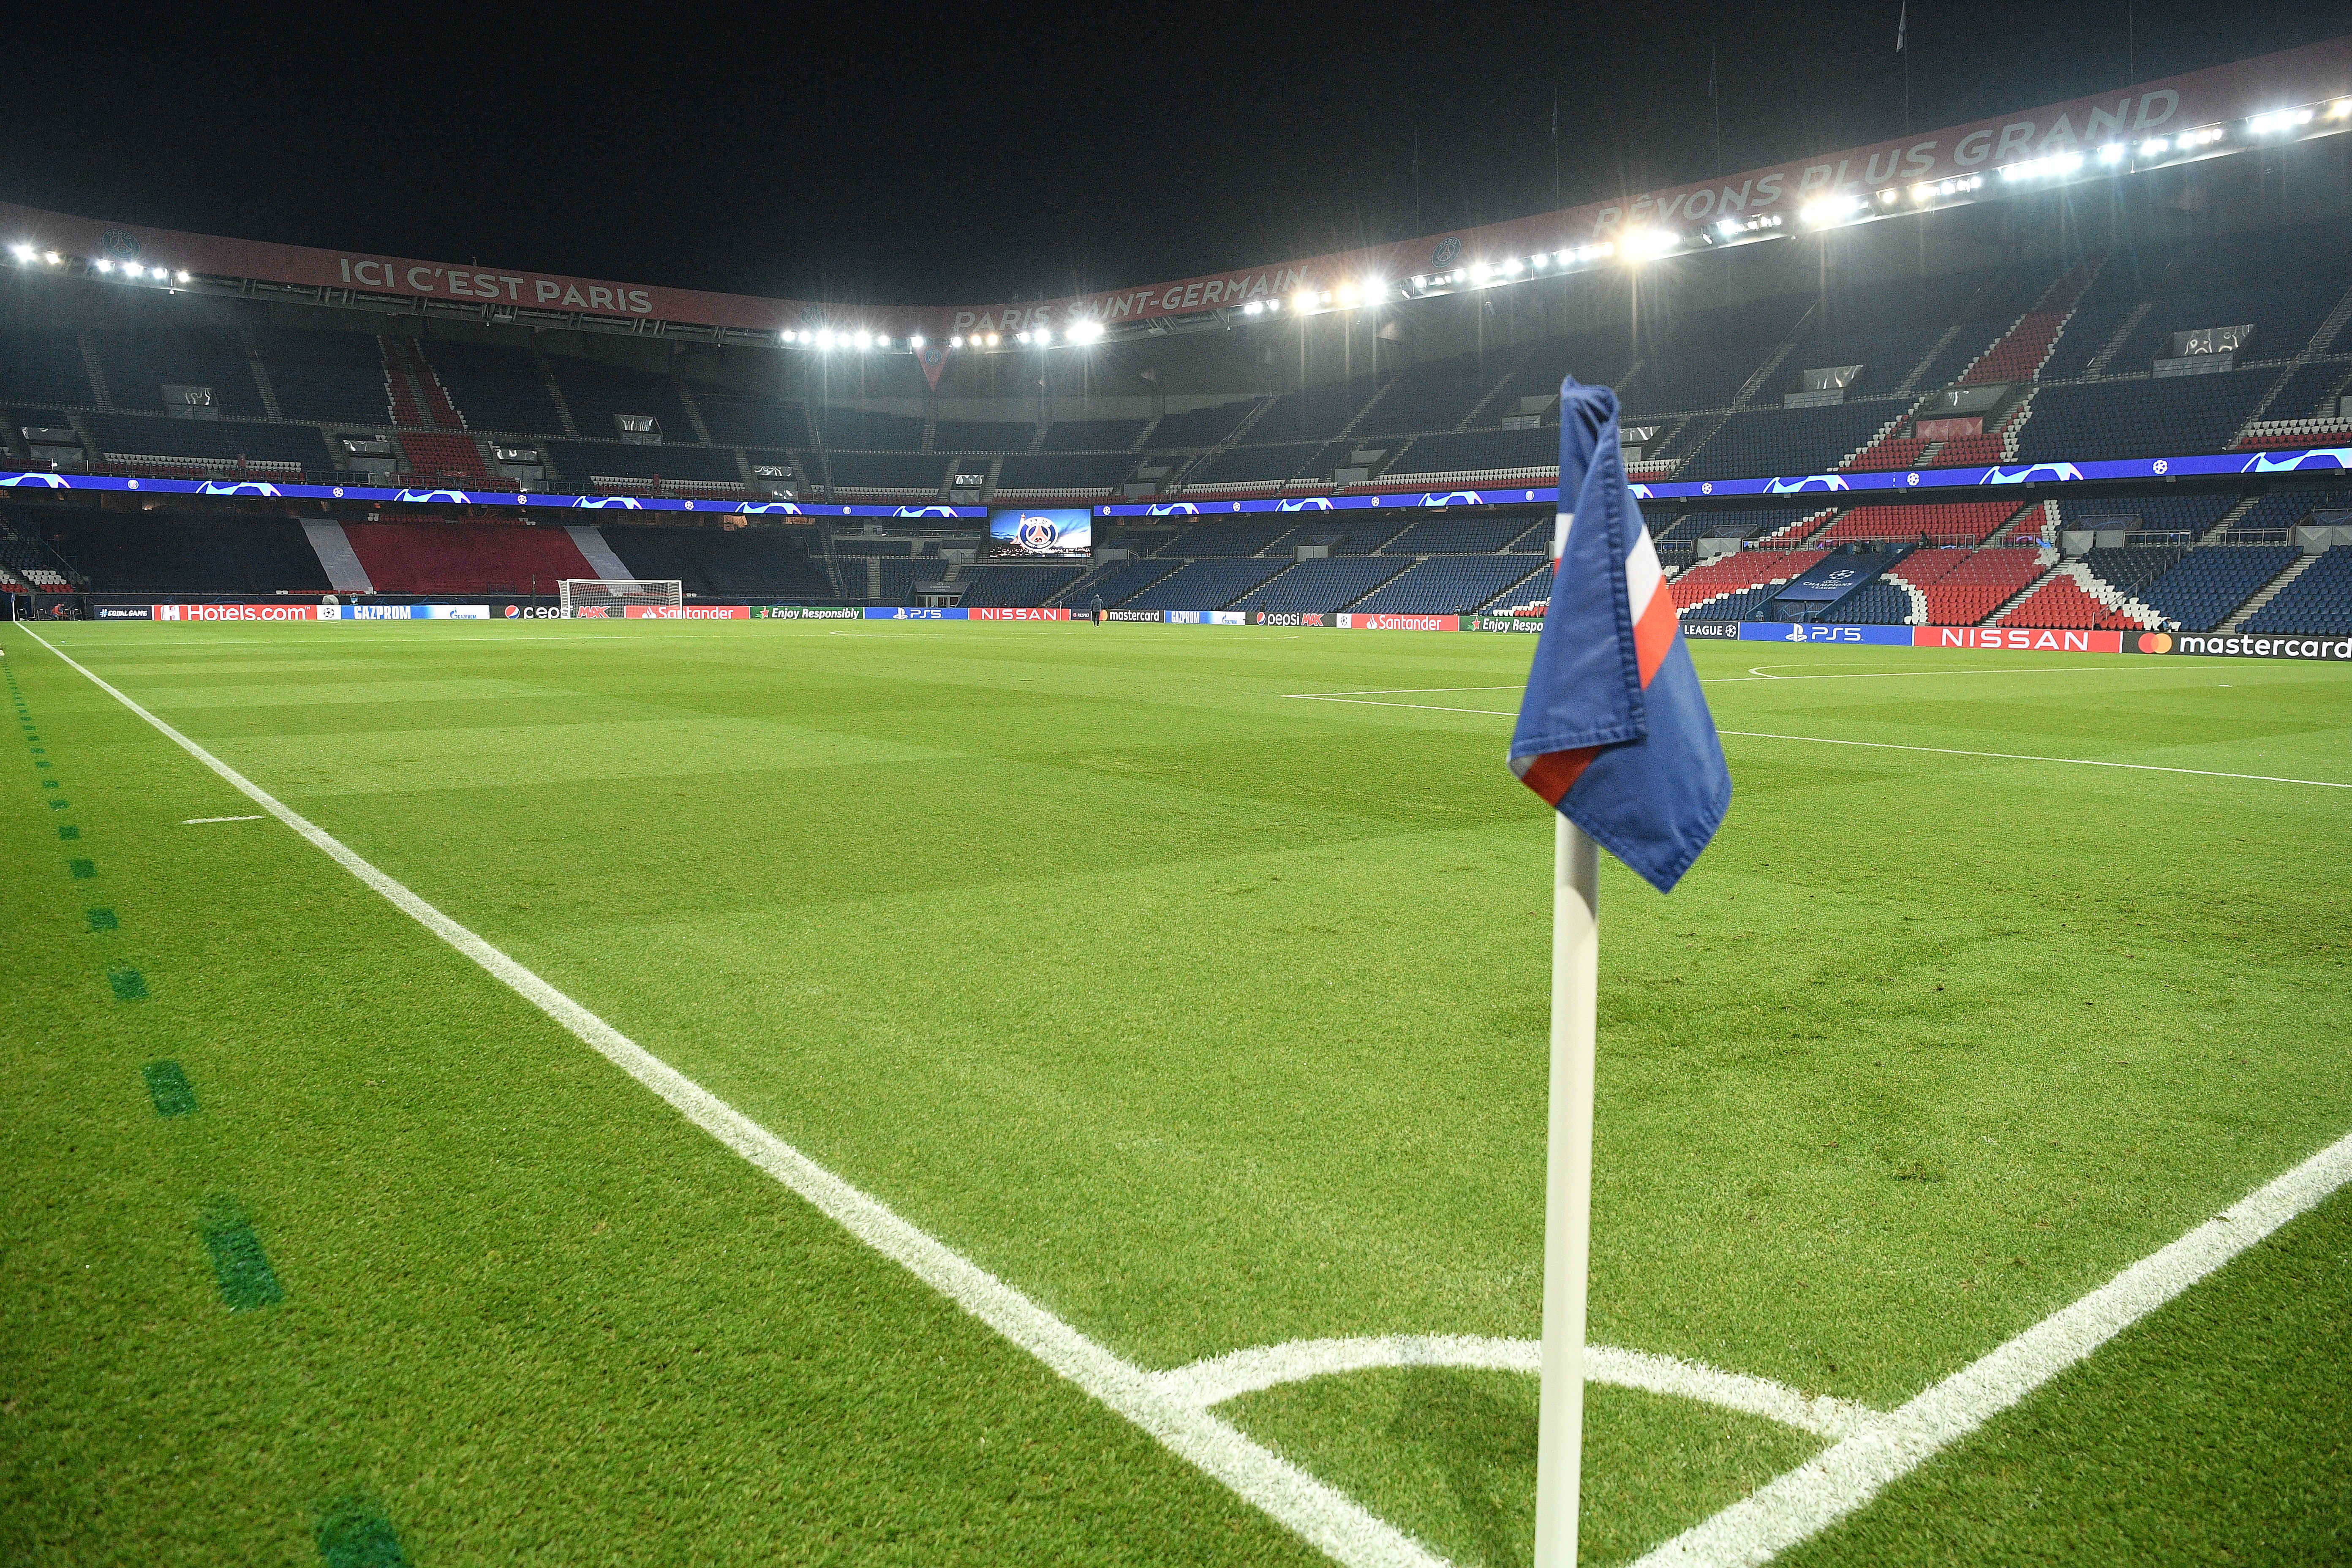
top-left (87, 907), bottom-right (117, 931)
top-left (41, 778), bottom-right (59, 787)
top-left (197, 1200), bottom-right (285, 1312)
top-left (314, 1495), bottom-right (410, 1568)
top-left (142, 1062), bottom-right (197, 1118)
top-left (58, 825), bottom-right (79, 840)
top-left (49, 798), bottom-right (69, 810)
top-left (68, 859), bottom-right (95, 879)
top-left (109, 967), bottom-right (149, 1002)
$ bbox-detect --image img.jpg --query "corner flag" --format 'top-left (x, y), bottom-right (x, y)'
top-left (1510, 379), bottom-right (1730, 891)
top-left (1512, 378), bottom-right (1729, 1568)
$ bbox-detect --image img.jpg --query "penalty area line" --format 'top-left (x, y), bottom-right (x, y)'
top-left (15, 625), bottom-right (1441, 1568)
top-left (1633, 1122), bottom-right (2352, 1567)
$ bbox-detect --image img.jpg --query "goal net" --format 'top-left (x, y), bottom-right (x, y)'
top-left (558, 579), bottom-right (683, 618)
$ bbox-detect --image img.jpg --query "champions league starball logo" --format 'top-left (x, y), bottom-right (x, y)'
top-left (1016, 514), bottom-right (1059, 551)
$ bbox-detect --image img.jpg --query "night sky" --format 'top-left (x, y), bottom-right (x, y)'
top-left (3, 3), bottom-right (2343, 304)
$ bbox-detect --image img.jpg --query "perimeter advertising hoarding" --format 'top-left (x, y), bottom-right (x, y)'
top-left (622, 604), bottom-right (751, 618)
top-left (2129, 629), bottom-right (2352, 660)
top-left (987, 508), bottom-right (1091, 559)
top-left (1335, 613), bottom-right (1461, 632)
top-left (1461, 613), bottom-right (1543, 633)
top-left (969, 607), bottom-right (1070, 621)
top-left (1164, 610), bottom-right (1245, 625)
top-left (1914, 626), bottom-right (2124, 653)
top-left (1251, 612), bottom-right (1328, 627)
top-left (1740, 622), bottom-right (1915, 645)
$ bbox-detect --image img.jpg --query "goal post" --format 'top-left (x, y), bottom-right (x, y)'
top-left (558, 579), bottom-right (683, 618)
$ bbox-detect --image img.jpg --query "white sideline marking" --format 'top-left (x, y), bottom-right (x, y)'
top-left (17, 626), bottom-right (1442, 1568)
top-left (1156, 1336), bottom-right (1882, 1442)
top-left (1717, 730), bottom-right (2352, 789)
top-left (1634, 1124), bottom-right (2352, 1567)
top-left (182, 814), bottom-right (264, 824)
top-left (1281, 694), bottom-right (2352, 789)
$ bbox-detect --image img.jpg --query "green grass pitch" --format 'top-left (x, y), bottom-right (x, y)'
top-left (2, 617), bottom-right (2347, 1566)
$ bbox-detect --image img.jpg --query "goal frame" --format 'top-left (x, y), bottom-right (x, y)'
top-left (557, 579), bottom-right (684, 618)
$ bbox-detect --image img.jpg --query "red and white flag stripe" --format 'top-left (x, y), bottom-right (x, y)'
top-left (1510, 509), bottom-right (1679, 806)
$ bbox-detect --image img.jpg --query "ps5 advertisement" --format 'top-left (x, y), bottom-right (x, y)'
top-left (988, 508), bottom-right (1091, 558)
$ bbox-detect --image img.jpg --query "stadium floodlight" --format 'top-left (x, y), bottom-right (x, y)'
top-left (1530, 253), bottom-right (1549, 270)
top-left (2140, 136), bottom-right (2171, 155)
top-left (985, 332), bottom-right (1000, 345)
top-left (1266, 298), bottom-right (1281, 312)
top-left (1877, 188), bottom-right (1899, 204)
top-left (1335, 284), bottom-right (1358, 307)
top-left (175, 269), bottom-right (190, 283)
top-left (559, 579), bottom-right (683, 618)
top-left (1034, 327), bottom-right (1054, 344)
top-left (1292, 289), bottom-right (1317, 313)
top-left (93, 258), bottom-right (113, 273)
top-left (1799, 193), bottom-right (1865, 224)
top-left (814, 329), bottom-right (836, 349)
top-left (43, 251), bottom-right (60, 265)
top-left (1500, 257), bottom-right (1522, 276)
top-left (1067, 319), bottom-right (1103, 343)
top-left (1243, 299), bottom-right (1263, 315)
top-left (1620, 228), bottom-right (1679, 259)
top-left (1467, 260), bottom-right (1490, 281)
top-left (8, 243), bottom-right (30, 262)
top-left (2246, 108), bottom-right (2314, 135)
top-left (2331, 99), bottom-right (2352, 121)
top-left (2099, 142), bottom-right (2127, 163)
top-left (908, 334), bottom-right (924, 348)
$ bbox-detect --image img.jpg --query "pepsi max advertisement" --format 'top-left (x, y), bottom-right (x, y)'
top-left (988, 508), bottom-right (1091, 559)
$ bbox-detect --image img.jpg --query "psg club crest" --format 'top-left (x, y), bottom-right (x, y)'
top-left (1017, 514), bottom-right (1058, 552)
top-left (1431, 236), bottom-right (1462, 267)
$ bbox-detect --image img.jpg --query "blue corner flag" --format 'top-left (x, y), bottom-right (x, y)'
top-left (1508, 380), bottom-right (1731, 891)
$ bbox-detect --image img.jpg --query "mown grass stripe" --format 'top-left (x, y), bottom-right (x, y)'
top-left (142, 1061), bottom-right (197, 1117)
top-left (109, 967), bottom-right (149, 1001)
top-left (314, 1497), bottom-right (409, 1568)
top-left (199, 1203), bottom-right (284, 1312)
top-left (59, 825), bottom-right (79, 840)
top-left (86, 907), bottom-right (117, 930)
top-left (68, 859), bottom-right (95, 879)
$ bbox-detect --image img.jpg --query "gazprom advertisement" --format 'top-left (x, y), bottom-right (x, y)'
top-left (988, 507), bottom-right (1092, 559)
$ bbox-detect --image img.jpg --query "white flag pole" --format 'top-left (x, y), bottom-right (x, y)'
top-left (1531, 813), bottom-right (1599, 1568)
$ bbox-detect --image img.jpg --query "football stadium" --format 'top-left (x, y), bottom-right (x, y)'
top-left (4, 16), bottom-right (2351, 1568)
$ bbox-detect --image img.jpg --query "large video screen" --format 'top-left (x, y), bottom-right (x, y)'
top-left (988, 507), bottom-right (1092, 559)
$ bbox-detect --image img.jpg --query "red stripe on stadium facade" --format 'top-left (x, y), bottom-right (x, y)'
top-left (2, 38), bottom-right (2347, 342)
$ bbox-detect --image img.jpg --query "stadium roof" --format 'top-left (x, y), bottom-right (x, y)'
top-left (5, 36), bottom-right (2348, 358)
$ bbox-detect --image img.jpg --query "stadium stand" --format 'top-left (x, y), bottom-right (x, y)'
top-left (1176, 441), bottom-right (1322, 492)
top-left (2239, 547), bottom-right (2352, 634)
top-left (2011, 370), bottom-right (2276, 462)
top-left (1350, 556), bottom-right (1544, 615)
top-left (1379, 515), bottom-right (1531, 553)
top-left (1878, 545), bottom-right (2044, 625)
top-left (1385, 427), bottom-right (1558, 479)
top-left (419, 340), bottom-right (565, 433)
top-left (1, 328), bottom-right (97, 407)
top-left (693, 394), bottom-right (812, 451)
top-left (1819, 582), bottom-right (1913, 624)
top-left (2133, 544), bottom-right (2300, 630)
top-left (339, 521), bottom-right (596, 594)
top-left (1122, 559), bottom-right (1289, 610)
top-left (548, 360), bottom-right (694, 442)
top-left (86, 413), bottom-right (331, 475)
top-left (932, 418), bottom-right (1037, 450)
top-left (252, 327), bottom-right (393, 425)
top-left (89, 317), bottom-right (265, 417)
top-left (1159, 524), bottom-right (1291, 557)
top-left (597, 524), bottom-right (834, 599)
top-left (959, 563), bottom-right (1086, 607)
top-left (1229, 556), bottom-right (1408, 613)
top-left (1041, 418), bottom-right (1146, 451)
top-left (1064, 558), bottom-right (1182, 605)
top-left (1668, 550), bottom-right (1829, 612)
top-left (1358, 357), bottom-right (1502, 435)
top-left (27, 507), bottom-right (327, 595)
top-left (1145, 401), bottom-right (1261, 447)
top-left (995, 452), bottom-right (1134, 494)
top-left (826, 450), bottom-right (947, 493)
top-left (1680, 403), bottom-right (1900, 481)
top-left (397, 432), bottom-right (490, 481)
top-left (1819, 501), bottom-right (2021, 547)
top-left (1247, 383), bottom-right (1378, 444)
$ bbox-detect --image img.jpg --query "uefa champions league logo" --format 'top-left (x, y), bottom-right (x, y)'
top-left (1017, 514), bottom-right (1058, 551)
